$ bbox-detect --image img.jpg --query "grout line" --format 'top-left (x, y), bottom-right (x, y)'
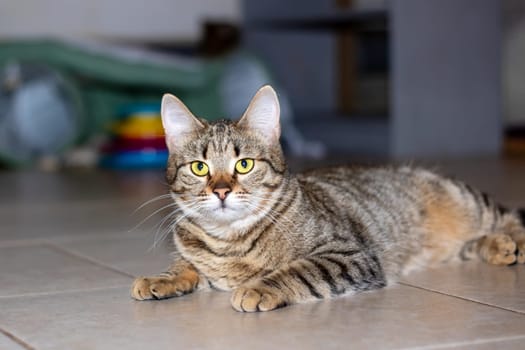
top-left (398, 282), bottom-right (525, 315)
top-left (0, 284), bottom-right (129, 300)
top-left (44, 242), bottom-right (135, 279)
top-left (401, 334), bottom-right (525, 350)
top-left (0, 327), bottom-right (36, 350)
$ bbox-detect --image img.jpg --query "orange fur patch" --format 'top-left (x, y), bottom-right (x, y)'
top-left (177, 268), bottom-right (200, 288)
top-left (420, 192), bottom-right (475, 264)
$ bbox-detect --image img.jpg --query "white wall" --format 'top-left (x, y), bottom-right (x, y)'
top-left (0, 0), bottom-right (241, 42)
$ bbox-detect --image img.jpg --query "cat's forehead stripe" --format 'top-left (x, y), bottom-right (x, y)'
top-left (208, 121), bottom-right (234, 154)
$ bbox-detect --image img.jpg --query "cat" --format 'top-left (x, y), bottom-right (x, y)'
top-left (131, 85), bottom-right (525, 312)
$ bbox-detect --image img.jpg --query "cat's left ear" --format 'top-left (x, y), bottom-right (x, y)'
top-left (161, 93), bottom-right (205, 152)
top-left (237, 85), bottom-right (281, 144)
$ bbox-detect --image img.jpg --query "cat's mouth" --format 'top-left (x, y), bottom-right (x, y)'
top-left (213, 204), bottom-right (231, 213)
top-left (211, 197), bottom-right (234, 212)
top-left (209, 201), bottom-right (246, 220)
top-left (199, 197), bottom-right (253, 222)
top-left (209, 205), bottom-right (244, 223)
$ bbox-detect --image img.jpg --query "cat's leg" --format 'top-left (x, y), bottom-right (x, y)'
top-left (231, 253), bottom-right (385, 312)
top-left (131, 259), bottom-right (202, 300)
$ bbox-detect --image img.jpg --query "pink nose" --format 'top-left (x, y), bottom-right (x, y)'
top-left (213, 187), bottom-right (231, 200)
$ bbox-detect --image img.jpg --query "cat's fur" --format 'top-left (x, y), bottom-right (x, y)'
top-left (132, 86), bottom-right (525, 312)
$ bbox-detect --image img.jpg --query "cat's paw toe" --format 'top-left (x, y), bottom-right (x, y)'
top-left (131, 277), bottom-right (178, 300)
top-left (486, 234), bottom-right (517, 265)
top-left (131, 277), bottom-right (155, 300)
top-left (231, 286), bottom-right (287, 312)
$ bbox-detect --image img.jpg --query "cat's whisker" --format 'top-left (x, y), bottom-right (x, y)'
top-left (241, 192), bottom-right (300, 227)
top-left (147, 198), bottom-right (201, 232)
top-left (132, 193), bottom-right (173, 215)
top-left (133, 197), bottom-right (203, 251)
top-left (150, 207), bottom-right (185, 232)
top-left (149, 211), bottom-right (184, 252)
top-left (241, 200), bottom-right (298, 242)
top-left (149, 203), bottom-right (205, 251)
top-left (129, 201), bottom-right (182, 233)
top-left (130, 195), bottom-right (205, 231)
top-left (250, 199), bottom-right (301, 230)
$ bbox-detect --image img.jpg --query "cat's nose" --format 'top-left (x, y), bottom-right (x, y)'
top-left (213, 186), bottom-right (231, 200)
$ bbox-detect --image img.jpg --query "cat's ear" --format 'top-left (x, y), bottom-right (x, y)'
top-left (161, 93), bottom-right (205, 152)
top-left (237, 85), bottom-right (281, 144)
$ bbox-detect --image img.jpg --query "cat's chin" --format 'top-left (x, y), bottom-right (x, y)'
top-left (198, 210), bottom-right (261, 240)
top-left (176, 196), bottom-right (268, 239)
top-left (204, 198), bottom-right (255, 222)
top-left (210, 206), bottom-right (240, 220)
top-left (200, 220), bottom-right (254, 240)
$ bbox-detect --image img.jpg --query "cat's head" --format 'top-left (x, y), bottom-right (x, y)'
top-left (161, 85), bottom-right (286, 239)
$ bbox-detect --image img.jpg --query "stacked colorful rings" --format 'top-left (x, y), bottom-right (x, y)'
top-left (100, 103), bottom-right (168, 169)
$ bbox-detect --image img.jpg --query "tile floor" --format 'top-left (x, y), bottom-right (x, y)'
top-left (0, 158), bottom-right (524, 350)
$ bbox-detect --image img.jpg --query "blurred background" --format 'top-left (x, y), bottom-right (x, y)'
top-left (0, 0), bottom-right (524, 171)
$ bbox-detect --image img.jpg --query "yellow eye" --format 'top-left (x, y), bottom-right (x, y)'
top-left (190, 161), bottom-right (209, 176)
top-left (235, 158), bottom-right (254, 174)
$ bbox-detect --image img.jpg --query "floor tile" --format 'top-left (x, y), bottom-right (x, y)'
top-left (0, 332), bottom-right (25, 350)
top-left (0, 245), bottom-right (131, 298)
top-left (1, 285), bottom-right (524, 350)
top-left (402, 262), bottom-right (525, 313)
top-left (426, 336), bottom-right (525, 350)
top-left (52, 235), bottom-right (173, 277)
top-left (0, 200), bottom-right (136, 240)
top-left (0, 170), bottom-right (166, 206)
top-left (0, 170), bottom-right (171, 243)
top-left (0, 197), bottom-right (175, 242)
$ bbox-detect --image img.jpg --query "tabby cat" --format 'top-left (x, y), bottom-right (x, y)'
top-left (131, 85), bottom-right (525, 312)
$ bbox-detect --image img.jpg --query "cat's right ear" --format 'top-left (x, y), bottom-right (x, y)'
top-left (161, 93), bottom-right (205, 152)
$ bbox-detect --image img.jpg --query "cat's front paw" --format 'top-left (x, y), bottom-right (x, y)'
top-left (231, 285), bottom-right (288, 312)
top-left (131, 276), bottom-right (194, 300)
top-left (484, 234), bottom-right (517, 265)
